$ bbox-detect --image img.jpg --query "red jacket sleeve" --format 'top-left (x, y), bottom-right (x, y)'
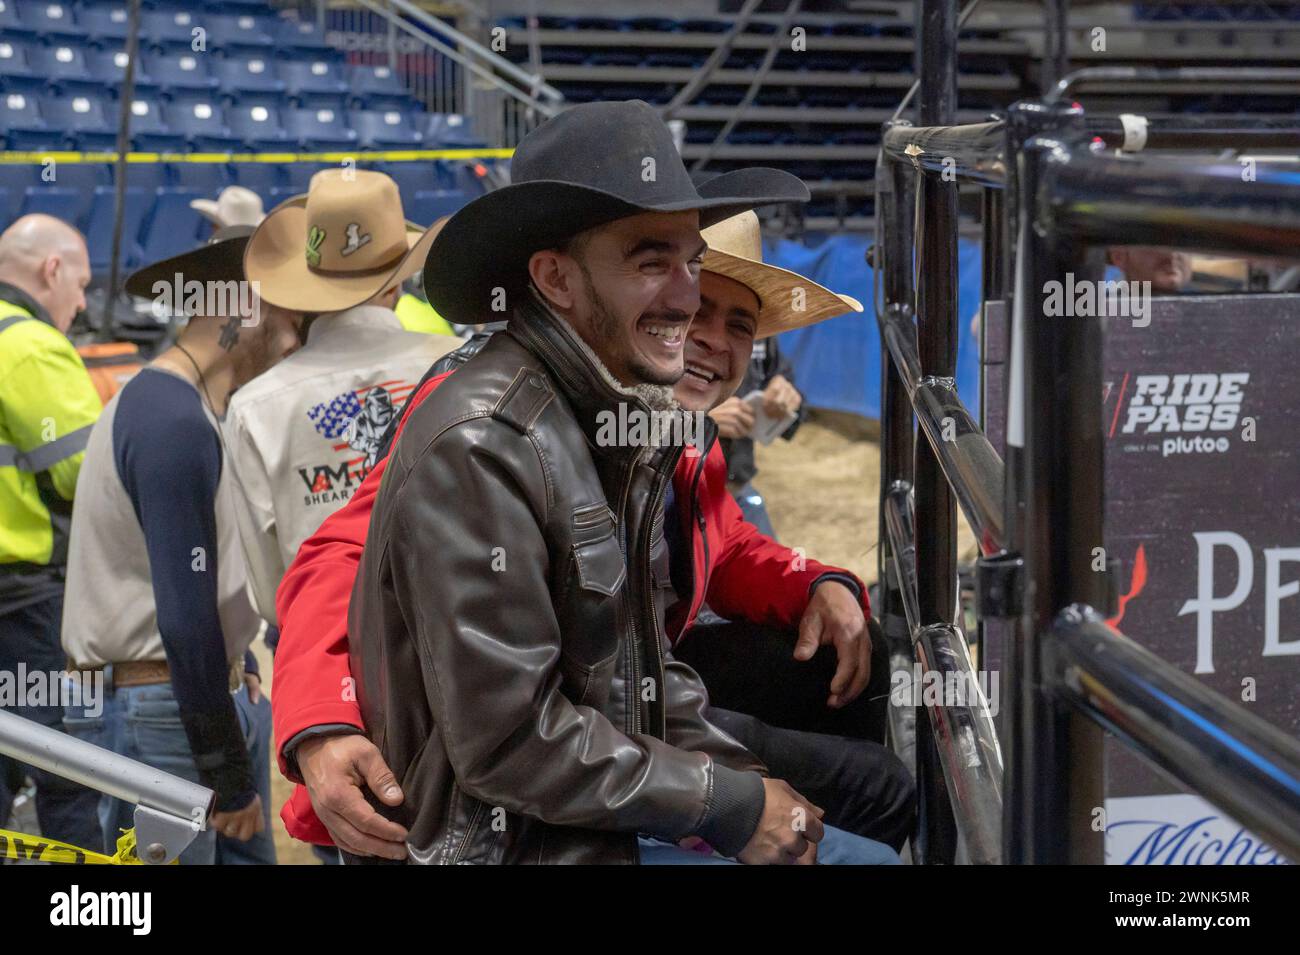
top-left (701, 442), bottom-right (870, 629)
top-left (271, 373), bottom-right (451, 781)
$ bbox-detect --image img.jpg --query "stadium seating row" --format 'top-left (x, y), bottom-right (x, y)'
top-left (0, 4), bottom-right (332, 54)
top-left (0, 92), bottom-right (482, 152)
top-left (0, 160), bottom-right (479, 271)
top-left (0, 45), bottom-right (411, 108)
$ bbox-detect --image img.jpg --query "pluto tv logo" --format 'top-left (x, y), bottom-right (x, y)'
top-left (1120, 373), bottom-right (1249, 457)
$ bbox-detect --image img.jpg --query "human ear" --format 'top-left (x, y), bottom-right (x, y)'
top-left (527, 250), bottom-right (577, 311)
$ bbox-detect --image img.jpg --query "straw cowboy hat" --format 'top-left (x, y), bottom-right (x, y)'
top-left (702, 211), bottom-right (863, 338)
top-left (190, 185), bottom-right (266, 228)
top-left (244, 169), bottom-right (440, 312)
top-left (423, 99), bottom-right (809, 326)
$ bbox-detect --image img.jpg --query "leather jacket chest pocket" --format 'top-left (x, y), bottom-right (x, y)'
top-left (557, 502), bottom-right (625, 673)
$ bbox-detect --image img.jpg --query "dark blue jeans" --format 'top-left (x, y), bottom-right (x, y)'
top-left (732, 481), bottom-right (778, 539)
top-left (0, 594), bottom-right (103, 849)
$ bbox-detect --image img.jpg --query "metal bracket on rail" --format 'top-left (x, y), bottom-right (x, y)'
top-left (975, 550), bottom-right (1024, 619)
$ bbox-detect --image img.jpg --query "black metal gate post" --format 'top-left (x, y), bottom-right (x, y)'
top-left (911, 0), bottom-right (961, 865)
top-left (1011, 109), bottom-right (1108, 865)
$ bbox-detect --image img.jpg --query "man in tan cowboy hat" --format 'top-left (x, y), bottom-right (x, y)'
top-left (223, 168), bottom-right (460, 628)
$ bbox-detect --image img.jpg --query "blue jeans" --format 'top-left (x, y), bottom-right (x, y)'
top-left (64, 680), bottom-right (276, 865)
top-left (638, 825), bottom-right (902, 865)
top-left (0, 594), bottom-right (103, 849)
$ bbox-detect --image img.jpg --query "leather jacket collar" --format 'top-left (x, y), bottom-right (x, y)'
top-left (505, 289), bottom-right (691, 460)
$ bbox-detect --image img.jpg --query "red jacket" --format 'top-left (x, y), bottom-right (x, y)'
top-left (272, 373), bottom-right (869, 845)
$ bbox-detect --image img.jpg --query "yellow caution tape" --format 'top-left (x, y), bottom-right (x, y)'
top-left (0, 148), bottom-right (513, 164)
top-left (0, 826), bottom-right (175, 865)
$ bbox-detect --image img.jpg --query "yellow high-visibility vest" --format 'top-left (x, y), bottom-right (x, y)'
top-left (0, 299), bottom-right (102, 575)
top-left (395, 293), bottom-right (457, 336)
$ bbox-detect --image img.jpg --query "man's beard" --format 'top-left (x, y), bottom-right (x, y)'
top-left (581, 267), bottom-right (683, 388)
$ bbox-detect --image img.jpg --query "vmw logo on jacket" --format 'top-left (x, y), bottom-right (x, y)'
top-left (298, 380), bottom-right (415, 504)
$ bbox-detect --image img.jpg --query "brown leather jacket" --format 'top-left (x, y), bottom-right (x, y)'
top-left (348, 293), bottom-right (767, 864)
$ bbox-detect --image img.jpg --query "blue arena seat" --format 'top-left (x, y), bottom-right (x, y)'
top-left (0, 0), bottom-right (22, 32)
top-left (276, 18), bottom-right (334, 56)
top-left (165, 101), bottom-right (239, 150)
top-left (85, 185), bottom-right (149, 271)
top-left (226, 104), bottom-right (290, 149)
top-left (120, 98), bottom-right (187, 151)
top-left (28, 43), bottom-right (99, 94)
top-left (284, 161), bottom-right (331, 190)
top-left (281, 60), bottom-right (350, 101)
top-left (0, 39), bottom-right (38, 90)
top-left (19, 186), bottom-right (86, 228)
top-left (282, 107), bottom-right (357, 150)
top-left (79, 5), bottom-right (132, 44)
top-left (145, 51), bottom-right (218, 93)
top-left (138, 187), bottom-right (207, 264)
top-left (40, 94), bottom-right (117, 150)
top-left (230, 162), bottom-right (285, 204)
top-left (0, 166), bottom-right (34, 221)
top-left (372, 161), bottom-right (432, 201)
top-left (142, 10), bottom-right (202, 48)
top-left (405, 189), bottom-right (469, 226)
top-left (215, 56), bottom-right (286, 96)
top-left (44, 162), bottom-right (110, 200)
top-left (0, 92), bottom-right (54, 149)
top-left (207, 14), bottom-right (276, 53)
top-left (347, 64), bottom-right (411, 109)
top-left (87, 48), bottom-right (159, 91)
top-left (349, 109), bottom-right (423, 148)
top-left (168, 161), bottom-right (234, 195)
top-left (119, 162), bottom-right (168, 194)
top-left (17, 2), bottom-right (83, 39)
top-left (424, 113), bottom-right (484, 148)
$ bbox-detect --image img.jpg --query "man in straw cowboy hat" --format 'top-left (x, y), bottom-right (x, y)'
top-left (271, 208), bottom-right (913, 863)
top-left (292, 100), bottom-right (899, 864)
top-left (61, 226), bottom-right (302, 864)
top-left (223, 169), bottom-right (460, 629)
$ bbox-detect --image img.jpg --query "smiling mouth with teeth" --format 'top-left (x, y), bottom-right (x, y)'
top-left (682, 362), bottom-right (721, 384)
top-left (642, 323), bottom-right (685, 344)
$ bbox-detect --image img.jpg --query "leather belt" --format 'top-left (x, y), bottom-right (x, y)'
top-left (75, 660), bottom-right (172, 689)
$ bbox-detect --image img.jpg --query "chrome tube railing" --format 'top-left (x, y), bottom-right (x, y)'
top-left (884, 484), bottom-right (1004, 864)
top-left (1047, 605), bottom-right (1300, 861)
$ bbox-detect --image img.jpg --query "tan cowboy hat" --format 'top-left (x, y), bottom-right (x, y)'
top-left (244, 169), bottom-right (441, 312)
top-left (701, 211), bottom-right (862, 338)
top-left (190, 185), bottom-right (265, 228)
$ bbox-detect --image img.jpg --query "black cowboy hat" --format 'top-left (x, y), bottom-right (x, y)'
top-left (124, 225), bottom-right (254, 299)
top-left (422, 99), bottom-right (810, 326)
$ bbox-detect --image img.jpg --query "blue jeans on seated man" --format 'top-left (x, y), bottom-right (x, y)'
top-left (64, 680), bottom-right (277, 865)
top-left (638, 825), bottom-right (901, 865)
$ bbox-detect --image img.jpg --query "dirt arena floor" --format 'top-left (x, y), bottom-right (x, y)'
top-left (262, 409), bottom-right (976, 863)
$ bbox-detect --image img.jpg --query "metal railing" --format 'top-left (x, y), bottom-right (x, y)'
top-left (307, 0), bottom-right (563, 148)
top-left (0, 709), bottom-right (212, 864)
top-left (875, 1), bottom-right (1300, 865)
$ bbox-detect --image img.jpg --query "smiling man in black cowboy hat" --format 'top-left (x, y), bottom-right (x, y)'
top-left (345, 100), bottom-right (885, 864)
